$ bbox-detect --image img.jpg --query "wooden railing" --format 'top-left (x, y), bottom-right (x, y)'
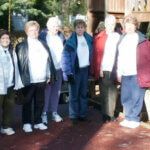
top-left (106, 0), bottom-right (125, 13)
top-left (133, 0), bottom-right (150, 11)
top-left (106, 0), bottom-right (150, 14)
top-left (105, 0), bottom-right (150, 22)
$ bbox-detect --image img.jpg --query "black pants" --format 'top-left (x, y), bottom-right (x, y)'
top-left (0, 87), bottom-right (15, 128)
top-left (22, 82), bottom-right (46, 124)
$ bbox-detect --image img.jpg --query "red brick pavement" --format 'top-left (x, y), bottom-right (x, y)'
top-left (0, 105), bottom-right (150, 150)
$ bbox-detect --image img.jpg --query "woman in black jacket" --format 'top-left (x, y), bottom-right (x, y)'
top-left (16, 20), bottom-right (56, 133)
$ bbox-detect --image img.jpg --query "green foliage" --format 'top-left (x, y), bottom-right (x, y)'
top-left (0, 0), bottom-right (86, 30)
top-left (69, 0), bottom-right (85, 16)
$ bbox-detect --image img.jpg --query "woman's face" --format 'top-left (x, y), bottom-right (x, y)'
top-left (48, 21), bottom-right (59, 35)
top-left (125, 22), bottom-right (136, 34)
top-left (26, 25), bottom-right (39, 39)
top-left (105, 22), bottom-right (115, 33)
top-left (75, 24), bottom-right (85, 36)
top-left (0, 34), bottom-right (10, 48)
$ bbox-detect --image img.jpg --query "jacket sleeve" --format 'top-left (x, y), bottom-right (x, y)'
top-left (137, 40), bottom-right (150, 88)
top-left (61, 45), bottom-right (73, 81)
top-left (0, 58), bottom-right (7, 94)
top-left (13, 51), bottom-right (24, 90)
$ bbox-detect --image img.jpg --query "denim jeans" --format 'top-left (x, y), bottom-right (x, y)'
top-left (121, 75), bottom-right (146, 122)
top-left (69, 67), bottom-right (88, 119)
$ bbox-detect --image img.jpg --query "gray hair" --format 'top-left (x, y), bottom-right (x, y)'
top-left (46, 16), bottom-right (62, 28)
top-left (104, 15), bottom-right (116, 26)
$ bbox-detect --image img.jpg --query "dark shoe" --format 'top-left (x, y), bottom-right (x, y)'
top-left (110, 117), bottom-right (118, 122)
top-left (103, 115), bottom-right (111, 123)
top-left (78, 117), bottom-right (91, 123)
top-left (70, 118), bottom-right (78, 124)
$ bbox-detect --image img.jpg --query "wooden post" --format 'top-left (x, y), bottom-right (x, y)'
top-left (147, 0), bottom-right (150, 11)
top-left (125, 0), bottom-right (132, 15)
top-left (105, 0), bottom-right (108, 15)
top-left (141, 0), bottom-right (145, 11)
top-left (8, 0), bottom-right (11, 32)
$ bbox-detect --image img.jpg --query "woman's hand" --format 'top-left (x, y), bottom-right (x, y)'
top-left (117, 76), bottom-right (122, 83)
top-left (100, 71), bottom-right (104, 77)
top-left (47, 78), bottom-right (51, 84)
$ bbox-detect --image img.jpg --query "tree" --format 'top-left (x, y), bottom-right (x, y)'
top-left (0, 0), bottom-right (86, 30)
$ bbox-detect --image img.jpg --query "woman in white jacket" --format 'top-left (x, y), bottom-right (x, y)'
top-left (0, 30), bottom-right (23, 135)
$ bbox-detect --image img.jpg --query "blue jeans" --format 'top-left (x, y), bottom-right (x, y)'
top-left (69, 67), bottom-right (88, 119)
top-left (121, 75), bottom-right (146, 122)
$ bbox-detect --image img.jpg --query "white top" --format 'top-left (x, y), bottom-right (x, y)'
top-left (3, 48), bottom-right (14, 87)
top-left (77, 35), bottom-right (90, 68)
top-left (46, 33), bottom-right (63, 70)
top-left (101, 32), bottom-right (120, 72)
top-left (28, 37), bottom-right (50, 83)
top-left (117, 33), bottom-right (139, 77)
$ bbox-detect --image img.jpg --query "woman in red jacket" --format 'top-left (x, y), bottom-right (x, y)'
top-left (91, 15), bottom-right (120, 123)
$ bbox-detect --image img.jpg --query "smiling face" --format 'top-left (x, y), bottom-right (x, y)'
top-left (104, 15), bottom-right (116, 33)
top-left (0, 34), bottom-right (10, 48)
top-left (75, 24), bottom-right (85, 36)
top-left (26, 25), bottom-right (39, 39)
top-left (48, 20), bottom-right (59, 35)
top-left (124, 22), bottom-right (136, 34)
top-left (123, 14), bottom-right (138, 34)
top-left (105, 22), bottom-right (116, 33)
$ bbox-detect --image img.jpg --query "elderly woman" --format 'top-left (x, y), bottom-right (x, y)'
top-left (117, 14), bottom-right (148, 128)
top-left (16, 21), bottom-right (56, 133)
top-left (91, 15), bottom-right (120, 123)
top-left (39, 16), bottom-right (66, 123)
top-left (0, 30), bottom-right (23, 135)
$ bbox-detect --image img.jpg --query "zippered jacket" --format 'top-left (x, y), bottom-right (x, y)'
top-left (61, 32), bottom-right (93, 81)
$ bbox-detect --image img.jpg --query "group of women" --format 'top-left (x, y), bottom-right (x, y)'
top-left (0, 17), bottom-right (65, 135)
top-left (0, 14), bottom-right (150, 135)
top-left (92, 14), bottom-right (150, 128)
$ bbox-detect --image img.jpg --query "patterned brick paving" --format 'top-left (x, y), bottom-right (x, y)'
top-left (0, 105), bottom-right (150, 150)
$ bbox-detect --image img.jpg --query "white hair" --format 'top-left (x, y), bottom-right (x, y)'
top-left (46, 16), bottom-right (62, 28)
top-left (104, 15), bottom-right (116, 26)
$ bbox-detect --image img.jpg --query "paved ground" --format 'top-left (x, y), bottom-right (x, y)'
top-left (0, 104), bottom-right (150, 150)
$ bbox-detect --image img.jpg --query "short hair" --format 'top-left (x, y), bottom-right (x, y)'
top-left (24, 20), bottom-right (40, 33)
top-left (0, 29), bottom-right (10, 39)
top-left (123, 14), bottom-right (138, 29)
top-left (46, 16), bottom-right (62, 28)
top-left (74, 19), bottom-right (86, 28)
top-left (104, 15), bottom-right (116, 26)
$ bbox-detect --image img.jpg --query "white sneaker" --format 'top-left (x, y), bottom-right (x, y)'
top-left (52, 112), bottom-right (63, 122)
top-left (41, 113), bottom-right (48, 124)
top-left (34, 123), bottom-right (47, 130)
top-left (127, 121), bottom-right (140, 129)
top-left (119, 119), bottom-right (130, 127)
top-left (23, 124), bottom-right (33, 133)
top-left (1, 128), bottom-right (15, 135)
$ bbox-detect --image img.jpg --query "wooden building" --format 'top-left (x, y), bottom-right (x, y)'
top-left (87, 0), bottom-right (150, 35)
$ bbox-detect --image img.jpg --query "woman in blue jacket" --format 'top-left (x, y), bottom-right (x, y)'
top-left (61, 19), bottom-right (93, 124)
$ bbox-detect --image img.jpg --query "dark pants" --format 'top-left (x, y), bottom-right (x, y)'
top-left (22, 82), bottom-right (46, 124)
top-left (121, 75), bottom-right (146, 122)
top-left (0, 87), bottom-right (15, 128)
top-left (100, 71), bottom-right (118, 117)
top-left (44, 70), bottom-right (62, 112)
top-left (69, 67), bottom-right (89, 119)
